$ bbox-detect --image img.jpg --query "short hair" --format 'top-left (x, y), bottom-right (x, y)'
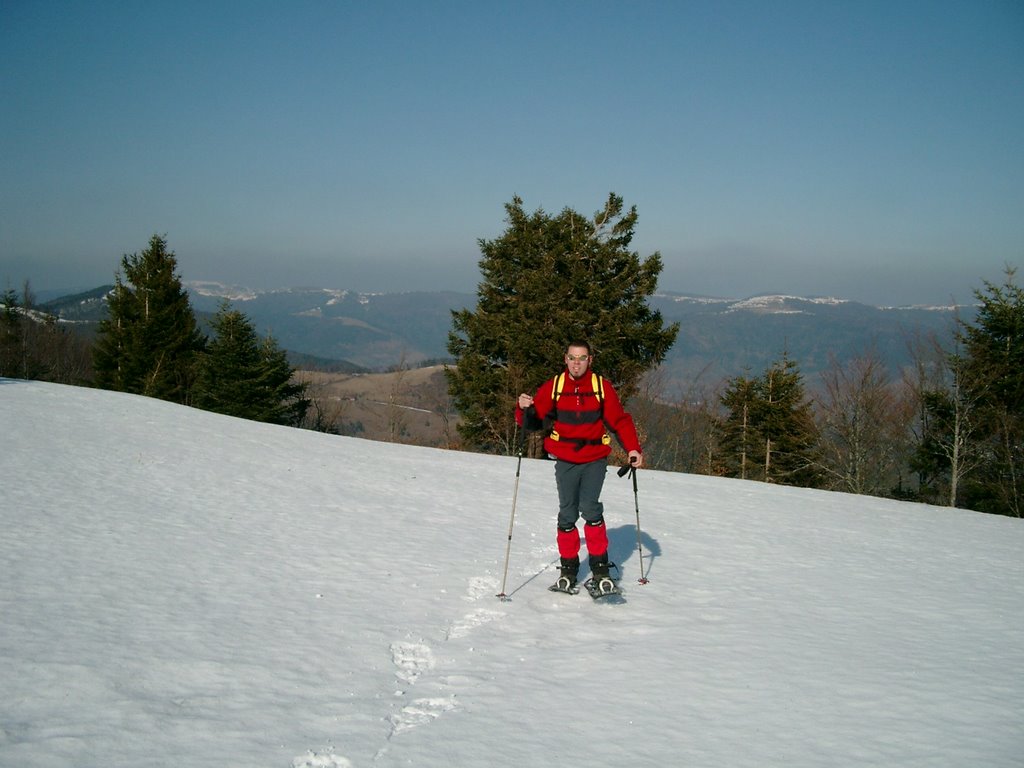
top-left (565, 340), bottom-right (592, 355)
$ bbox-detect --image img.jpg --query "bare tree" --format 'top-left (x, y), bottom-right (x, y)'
top-left (422, 366), bottom-right (461, 449)
top-left (296, 370), bottom-right (350, 434)
top-left (385, 352), bottom-right (410, 443)
top-left (635, 363), bottom-right (725, 474)
top-left (814, 349), bottom-right (910, 496)
top-left (0, 282), bottom-right (93, 384)
top-left (942, 352), bottom-right (988, 507)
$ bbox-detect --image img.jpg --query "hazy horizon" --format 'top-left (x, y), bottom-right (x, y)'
top-left (3, 2), bottom-right (1021, 308)
top-left (23, 265), bottom-right (995, 309)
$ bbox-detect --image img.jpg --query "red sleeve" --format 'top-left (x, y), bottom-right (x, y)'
top-left (601, 380), bottom-right (642, 454)
top-left (515, 377), bottom-right (555, 427)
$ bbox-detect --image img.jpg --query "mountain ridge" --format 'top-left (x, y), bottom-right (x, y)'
top-left (35, 282), bottom-right (968, 382)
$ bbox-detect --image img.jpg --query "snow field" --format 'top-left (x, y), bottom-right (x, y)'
top-left (2, 378), bottom-right (1022, 767)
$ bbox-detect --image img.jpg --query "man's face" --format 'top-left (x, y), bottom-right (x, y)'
top-left (565, 346), bottom-right (591, 378)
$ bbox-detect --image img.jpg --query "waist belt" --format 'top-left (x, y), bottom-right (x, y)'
top-left (550, 429), bottom-right (611, 450)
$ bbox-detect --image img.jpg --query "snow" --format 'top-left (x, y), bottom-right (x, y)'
top-left (2, 378), bottom-right (1022, 767)
top-left (723, 296), bottom-right (851, 314)
top-left (187, 281), bottom-right (261, 302)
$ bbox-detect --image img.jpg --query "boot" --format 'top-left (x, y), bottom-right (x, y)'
top-left (589, 552), bottom-right (614, 593)
top-left (589, 552), bottom-right (610, 580)
top-left (558, 556), bottom-right (579, 589)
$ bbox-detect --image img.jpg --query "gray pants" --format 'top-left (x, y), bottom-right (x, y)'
top-left (554, 459), bottom-right (607, 529)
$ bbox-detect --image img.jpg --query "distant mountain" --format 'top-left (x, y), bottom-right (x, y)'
top-left (186, 283), bottom-right (470, 370)
top-left (38, 281), bottom-right (968, 383)
top-left (40, 285), bottom-right (113, 330)
top-left (647, 292), bottom-right (966, 384)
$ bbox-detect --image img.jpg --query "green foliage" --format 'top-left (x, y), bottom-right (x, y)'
top-left (93, 235), bottom-right (204, 403)
top-left (910, 387), bottom-right (960, 502)
top-left (719, 355), bottom-right (820, 486)
top-left (962, 266), bottom-right (1024, 411)
top-left (91, 234), bottom-right (308, 427)
top-left (958, 266), bottom-right (1024, 516)
top-left (446, 193), bottom-right (679, 453)
top-left (906, 266), bottom-right (1022, 515)
top-left (0, 289), bottom-right (23, 378)
top-left (718, 372), bottom-right (760, 480)
top-left (194, 303), bottom-right (309, 426)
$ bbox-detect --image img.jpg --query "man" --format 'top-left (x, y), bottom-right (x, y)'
top-left (516, 341), bottom-right (643, 594)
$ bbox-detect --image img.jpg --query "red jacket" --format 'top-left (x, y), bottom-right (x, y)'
top-left (516, 369), bottom-right (641, 463)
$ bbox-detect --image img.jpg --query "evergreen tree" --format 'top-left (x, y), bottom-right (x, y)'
top-left (194, 303), bottom-right (309, 426)
top-left (758, 355), bottom-right (819, 486)
top-left (719, 373), bottom-right (759, 480)
top-left (719, 355), bottom-right (819, 485)
top-left (446, 193), bottom-right (678, 454)
top-left (93, 235), bottom-right (204, 403)
top-left (959, 266), bottom-right (1024, 516)
top-left (0, 289), bottom-right (22, 377)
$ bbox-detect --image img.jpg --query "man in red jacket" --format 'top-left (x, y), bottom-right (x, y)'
top-left (516, 341), bottom-right (643, 594)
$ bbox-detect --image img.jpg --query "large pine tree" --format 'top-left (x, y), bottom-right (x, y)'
top-left (93, 235), bottom-right (204, 403)
top-left (446, 193), bottom-right (678, 454)
top-left (193, 303), bottom-right (309, 426)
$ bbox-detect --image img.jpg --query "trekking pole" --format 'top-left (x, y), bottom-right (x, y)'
top-left (496, 429), bottom-right (526, 601)
top-left (618, 464), bottom-right (649, 584)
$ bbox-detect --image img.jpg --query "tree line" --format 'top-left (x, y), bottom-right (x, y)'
top-left (2, 235), bottom-right (309, 427)
top-left (622, 269), bottom-right (1021, 518)
top-left (1, 282), bottom-right (93, 385)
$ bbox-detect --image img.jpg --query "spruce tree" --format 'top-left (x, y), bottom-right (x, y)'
top-left (93, 235), bottom-right (204, 403)
top-left (958, 266), bottom-right (1023, 516)
top-left (719, 355), bottom-right (819, 486)
top-left (1, 289), bottom-right (21, 378)
top-left (194, 303), bottom-right (309, 426)
top-left (719, 373), bottom-right (760, 480)
top-left (446, 193), bottom-right (678, 454)
top-left (758, 355), bottom-right (819, 486)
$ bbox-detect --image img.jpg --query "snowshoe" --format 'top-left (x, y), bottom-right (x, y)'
top-left (548, 574), bottom-right (580, 594)
top-left (583, 575), bottom-right (623, 600)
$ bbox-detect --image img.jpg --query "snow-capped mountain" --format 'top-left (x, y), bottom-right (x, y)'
top-left (34, 282), bottom-right (967, 379)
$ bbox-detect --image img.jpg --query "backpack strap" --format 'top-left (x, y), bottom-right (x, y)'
top-left (552, 372), bottom-right (603, 411)
top-left (548, 372), bottom-right (610, 449)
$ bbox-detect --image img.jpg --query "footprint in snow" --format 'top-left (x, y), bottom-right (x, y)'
top-left (390, 641), bottom-right (434, 688)
top-left (446, 608), bottom-right (503, 640)
top-left (389, 696), bottom-right (458, 736)
top-left (291, 750), bottom-right (352, 768)
top-left (465, 575), bottom-right (497, 601)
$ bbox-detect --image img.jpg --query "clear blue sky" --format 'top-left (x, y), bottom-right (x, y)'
top-left (2, 0), bottom-right (1021, 305)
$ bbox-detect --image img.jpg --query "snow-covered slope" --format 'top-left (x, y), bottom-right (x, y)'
top-left (2, 379), bottom-right (1021, 767)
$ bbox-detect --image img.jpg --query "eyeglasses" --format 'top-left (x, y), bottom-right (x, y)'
top-left (566, 354), bottom-right (590, 362)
